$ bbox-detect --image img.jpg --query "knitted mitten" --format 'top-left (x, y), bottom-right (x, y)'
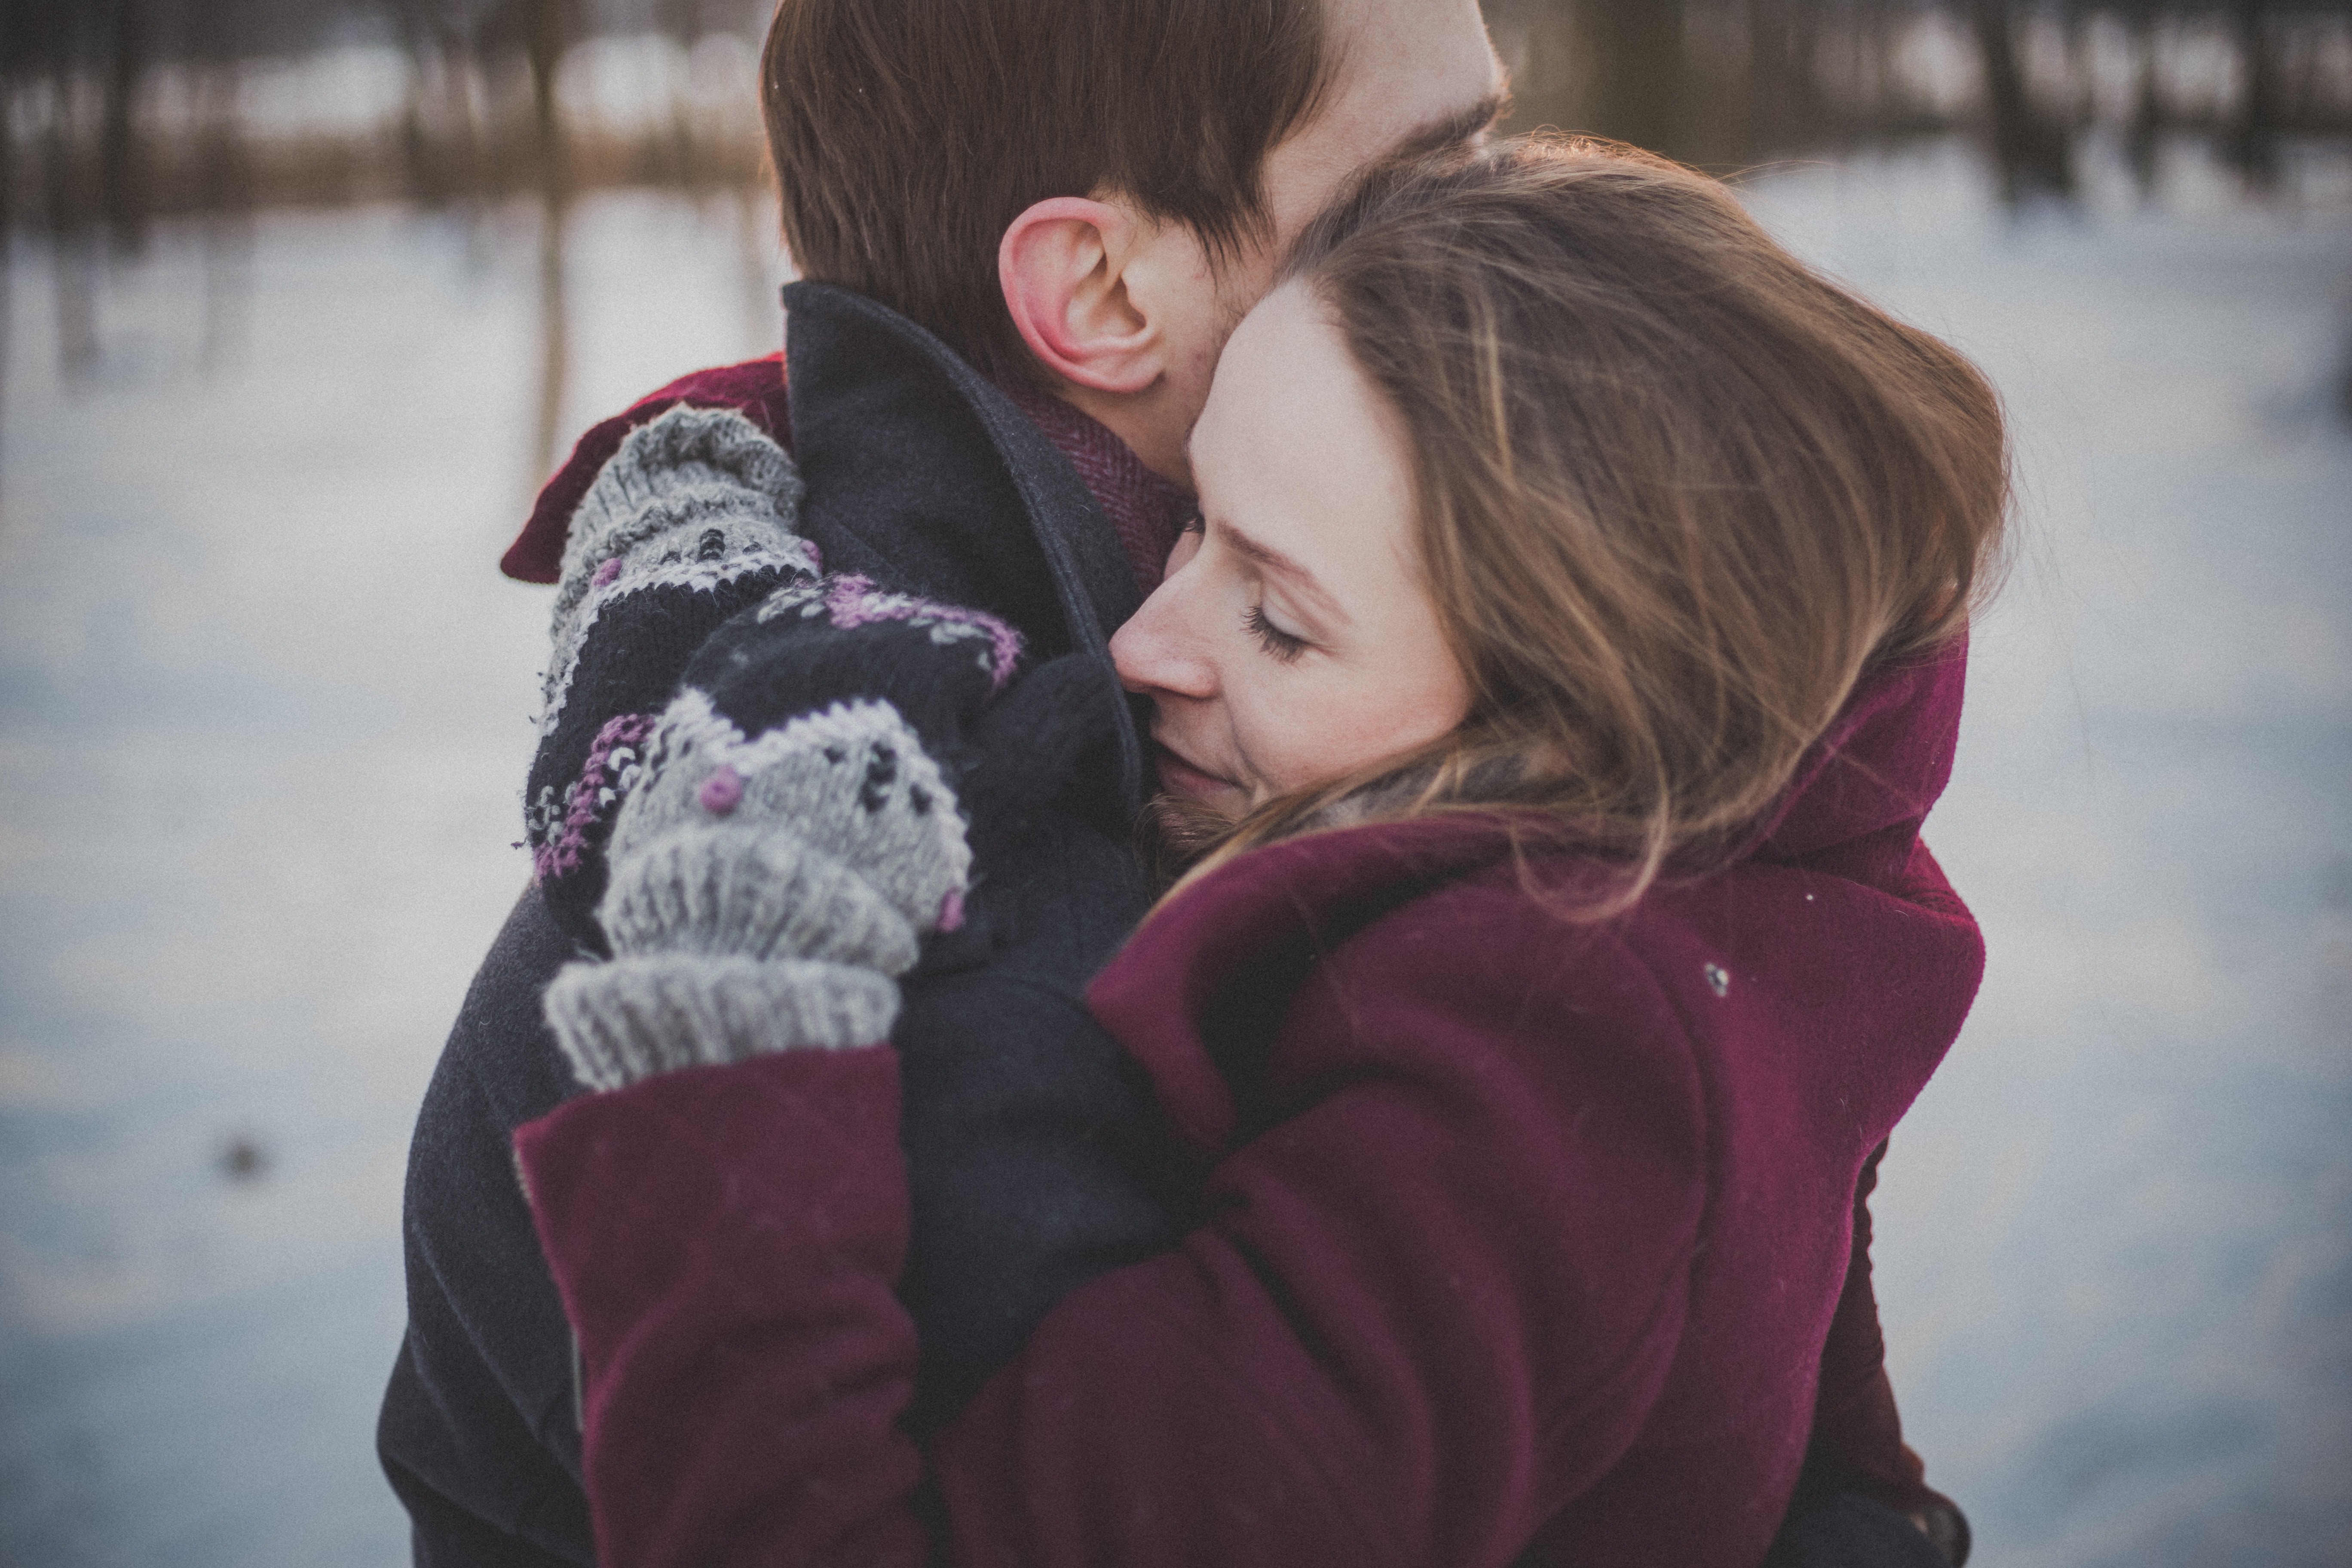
top-left (542, 567), bottom-right (1130, 1090)
top-left (543, 697), bottom-right (969, 1090)
top-left (524, 404), bottom-right (818, 940)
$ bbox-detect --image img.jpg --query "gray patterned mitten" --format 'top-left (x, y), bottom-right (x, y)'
top-left (543, 694), bottom-right (971, 1091)
top-left (527, 405), bottom-right (819, 946)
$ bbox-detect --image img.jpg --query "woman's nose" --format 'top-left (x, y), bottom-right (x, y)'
top-left (1110, 574), bottom-right (1218, 700)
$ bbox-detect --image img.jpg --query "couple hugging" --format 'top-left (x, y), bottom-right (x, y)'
top-left (379, 1), bottom-right (2004, 1565)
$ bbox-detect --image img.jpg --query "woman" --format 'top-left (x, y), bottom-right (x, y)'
top-left (517, 137), bottom-right (2005, 1567)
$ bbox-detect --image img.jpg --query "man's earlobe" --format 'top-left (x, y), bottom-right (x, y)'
top-left (999, 197), bottom-right (1164, 396)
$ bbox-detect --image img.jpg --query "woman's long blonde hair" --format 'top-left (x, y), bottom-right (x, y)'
top-left (1155, 136), bottom-right (2009, 911)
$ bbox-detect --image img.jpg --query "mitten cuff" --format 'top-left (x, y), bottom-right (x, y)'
top-left (545, 953), bottom-right (899, 1092)
top-left (545, 407), bottom-right (818, 670)
top-left (560, 405), bottom-right (804, 590)
top-left (599, 821), bottom-right (922, 975)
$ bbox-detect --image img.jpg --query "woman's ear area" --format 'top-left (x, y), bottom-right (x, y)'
top-left (999, 196), bottom-right (1166, 395)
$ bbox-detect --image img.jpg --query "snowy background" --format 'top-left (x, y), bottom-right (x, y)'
top-left (1, 137), bottom-right (2348, 1564)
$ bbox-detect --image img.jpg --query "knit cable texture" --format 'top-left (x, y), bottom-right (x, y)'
top-left (545, 955), bottom-right (900, 1091)
top-left (546, 402), bottom-right (813, 698)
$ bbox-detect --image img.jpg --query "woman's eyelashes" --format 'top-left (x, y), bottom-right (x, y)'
top-left (1243, 604), bottom-right (1311, 662)
top-left (1187, 509), bottom-right (1310, 661)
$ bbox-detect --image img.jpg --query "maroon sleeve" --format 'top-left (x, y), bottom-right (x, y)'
top-left (501, 354), bottom-right (792, 583)
top-left (514, 952), bottom-right (1709, 1568)
top-left (515, 1047), bottom-right (929, 1568)
top-left (1802, 1141), bottom-right (1945, 1517)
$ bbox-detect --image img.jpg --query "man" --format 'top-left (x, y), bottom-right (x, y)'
top-left (382, 2), bottom-right (1510, 1562)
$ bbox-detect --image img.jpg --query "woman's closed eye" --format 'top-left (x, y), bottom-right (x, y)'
top-left (1244, 604), bottom-right (1311, 662)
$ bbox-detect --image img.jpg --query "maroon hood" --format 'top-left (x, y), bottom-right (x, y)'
top-left (1750, 634), bottom-right (1969, 866)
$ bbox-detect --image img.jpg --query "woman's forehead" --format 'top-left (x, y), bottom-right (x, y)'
top-left (1186, 291), bottom-right (1426, 637)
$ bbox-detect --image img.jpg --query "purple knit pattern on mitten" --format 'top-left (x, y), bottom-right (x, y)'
top-left (818, 575), bottom-right (1025, 693)
top-left (538, 712), bottom-right (660, 883)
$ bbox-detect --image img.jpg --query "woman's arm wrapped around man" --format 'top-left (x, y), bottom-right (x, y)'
top-left (519, 815), bottom-right (1718, 1568)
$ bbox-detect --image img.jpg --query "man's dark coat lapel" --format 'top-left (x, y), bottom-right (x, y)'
top-left (785, 282), bottom-right (1148, 817)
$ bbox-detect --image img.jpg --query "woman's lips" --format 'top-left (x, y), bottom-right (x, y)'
top-left (1151, 740), bottom-right (1240, 801)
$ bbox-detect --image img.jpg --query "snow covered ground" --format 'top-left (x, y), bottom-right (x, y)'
top-left (0, 141), bottom-right (2345, 1565)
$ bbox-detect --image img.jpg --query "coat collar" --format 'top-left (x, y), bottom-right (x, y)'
top-left (782, 282), bottom-right (1147, 815)
top-left (1746, 634), bottom-right (1969, 866)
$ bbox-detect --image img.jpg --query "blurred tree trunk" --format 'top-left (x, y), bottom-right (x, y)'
top-left (1854, 0), bottom-right (1899, 138)
top-left (1, 2), bottom-right (18, 490)
top-left (658, 0), bottom-right (708, 193)
top-left (1746, 0), bottom-right (1822, 153)
top-left (2125, 1), bottom-right (2164, 197)
top-left (518, 0), bottom-right (579, 483)
top-left (1971, 0), bottom-right (2074, 203)
top-left (99, 0), bottom-right (147, 257)
top-left (194, 61), bottom-right (251, 373)
top-left (394, 0), bottom-right (453, 207)
top-left (44, 41), bottom-right (97, 377)
top-left (1582, 0), bottom-right (1686, 156)
top-left (2226, 0), bottom-right (2279, 190)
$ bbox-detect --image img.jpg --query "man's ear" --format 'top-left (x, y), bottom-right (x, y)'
top-left (999, 197), bottom-right (1164, 396)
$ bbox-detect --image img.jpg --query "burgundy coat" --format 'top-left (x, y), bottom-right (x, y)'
top-left (516, 627), bottom-right (1977, 1568)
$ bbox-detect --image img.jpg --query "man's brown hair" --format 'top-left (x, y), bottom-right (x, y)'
top-left (761, 0), bottom-right (1332, 389)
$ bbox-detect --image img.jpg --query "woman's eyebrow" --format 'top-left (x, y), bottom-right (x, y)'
top-left (1218, 520), bottom-right (1349, 627)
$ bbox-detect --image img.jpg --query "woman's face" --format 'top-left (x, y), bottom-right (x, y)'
top-left (1110, 283), bottom-right (1472, 817)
